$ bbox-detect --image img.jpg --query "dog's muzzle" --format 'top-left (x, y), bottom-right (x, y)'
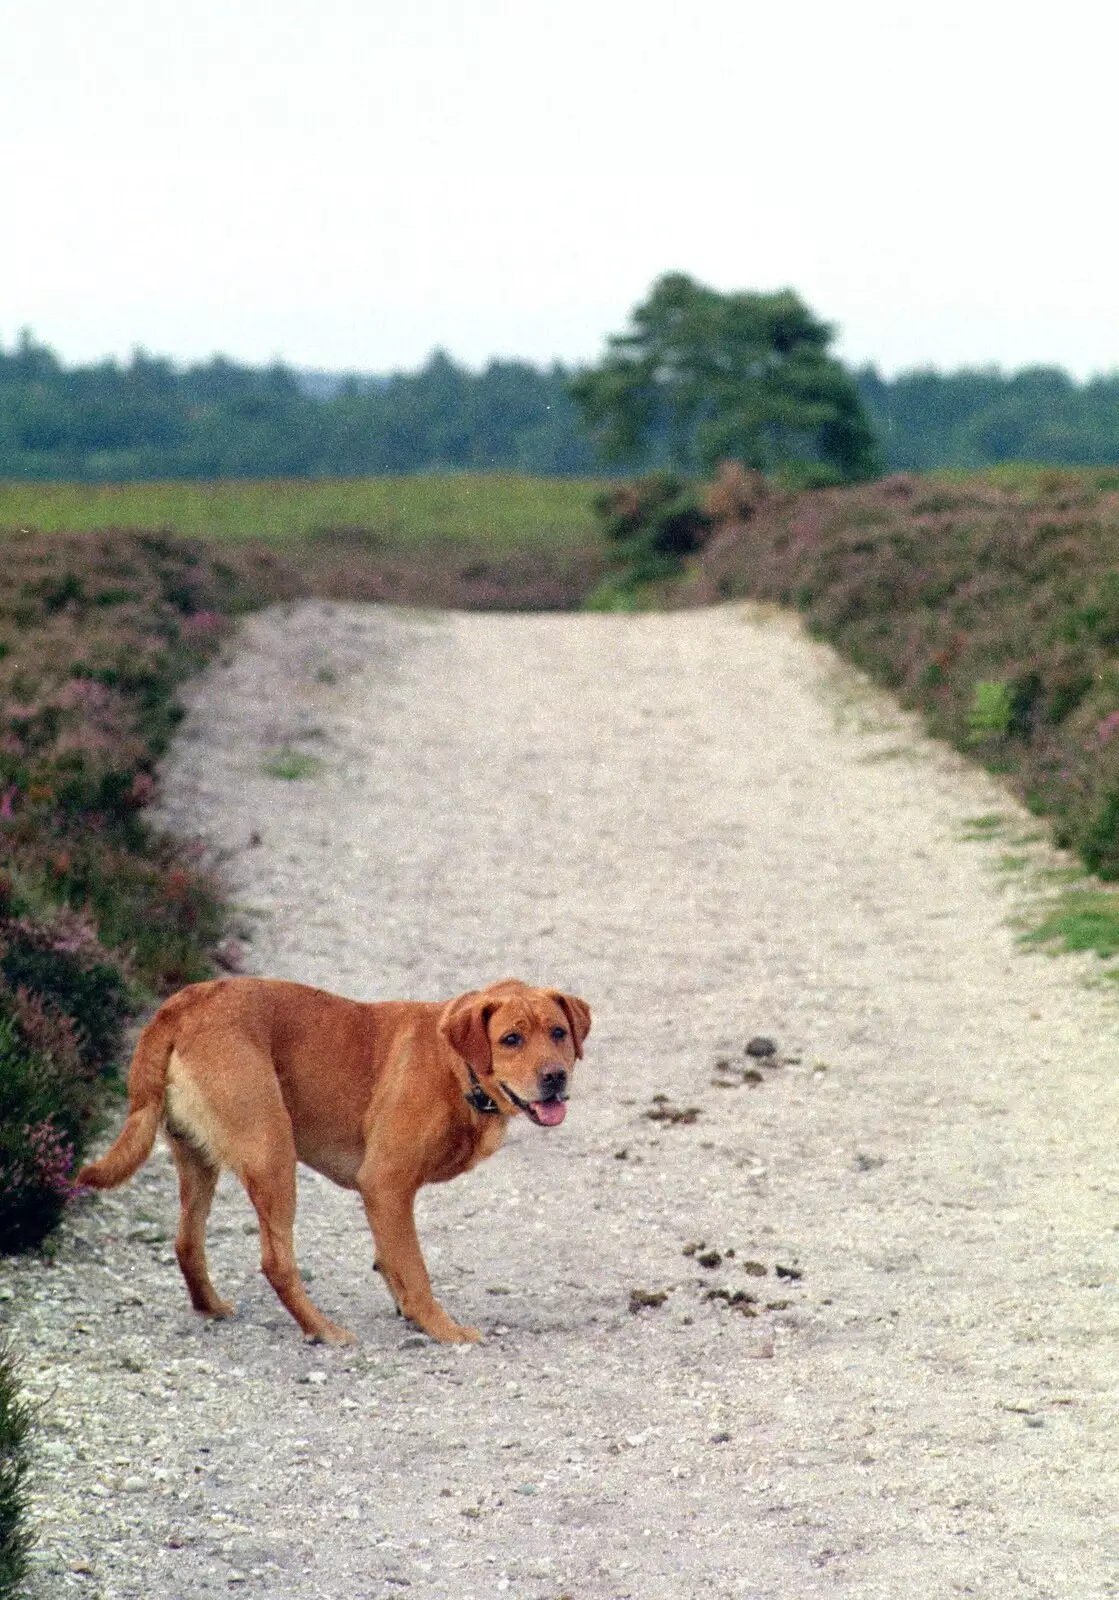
top-left (499, 1080), bottom-right (568, 1127)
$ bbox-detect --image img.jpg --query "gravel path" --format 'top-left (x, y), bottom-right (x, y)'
top-left (5, 601), bottom-right (1118, 1599)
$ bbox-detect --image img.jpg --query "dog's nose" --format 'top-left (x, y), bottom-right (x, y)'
top-left (539, 1067), bottom-right (568, 1100)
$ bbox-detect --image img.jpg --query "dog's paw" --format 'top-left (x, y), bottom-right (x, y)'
top-left (440, 1321), bottom-right (482, 1345)
top-left (306, 1321), bottom-right (357, 1346)
top-left (416, 1312), bottom-right (482, 1344)
top-left (192, 1296), bottom-right (236, 1320)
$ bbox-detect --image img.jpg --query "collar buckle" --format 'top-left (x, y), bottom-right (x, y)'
top-left (464, 1065), bottom-right (501, 1116)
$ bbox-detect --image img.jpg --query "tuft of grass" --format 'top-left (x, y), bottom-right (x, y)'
top-left (262, 750), bottom-right (324, 781)
top-left (0, 1339), bottom-right (34, 1598)
top-left (958, 813), bottom-right (1007, 839)
top-left (1038, 864), bottom-right (1088, 884)
top-left (856, 744), bottom-right (917, 764)
top-left (1021, 890), bottom-right (1119, 959)
top-left (967, 680), bottom-right (1013, 741)
top-left (583, 576), bottom-right (648, 612)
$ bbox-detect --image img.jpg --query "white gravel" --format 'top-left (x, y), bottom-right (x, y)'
top-left (4, 600), bottom-right (1119, 1599)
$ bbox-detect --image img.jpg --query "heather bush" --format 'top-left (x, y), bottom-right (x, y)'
top-left (0, 1007), bottom-right (82, 1251)
top-left (0, 903), bottom-right (130, 1074)
top-left (0, 529), bottom-right (294, 988)
top-left (691, 467), bottom-right (1119, 878)
top-left (0, 1078), bottom-right (80, 1252)
top-left (0, 1338), bottom-right (34, 1597)
top-left (0, 529), bottom-right (291, 1258)
top-left (0, 903), bottom-right (127, 1249)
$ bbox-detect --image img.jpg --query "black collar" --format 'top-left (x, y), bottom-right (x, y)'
top-left (464, 1064), bottom-right (501, 1116)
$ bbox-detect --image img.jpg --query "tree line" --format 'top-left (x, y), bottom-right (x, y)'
top-left (0, 335), bottom-right (595, 480)
top-left (2, 303), bottom-right (1118, 482)
top-left (857, 365), bottom-right (1119, 472)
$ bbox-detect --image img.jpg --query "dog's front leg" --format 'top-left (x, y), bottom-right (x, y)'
top-left (358, 1163), bottom-right (480, 1344)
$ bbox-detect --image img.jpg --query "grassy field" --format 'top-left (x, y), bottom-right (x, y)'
top-left (940, 463), bottom-right (1119, 496)
top-left (0, 474), bottom-right (604, 549)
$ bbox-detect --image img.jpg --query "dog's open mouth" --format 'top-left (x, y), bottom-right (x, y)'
top-left (500, 1082), bottom-right (568, 1127)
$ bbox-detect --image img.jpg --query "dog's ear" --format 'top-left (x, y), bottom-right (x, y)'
top-left (548, 991), bottom-right (591, 1060)
top-left (438, 991), bottom-right (498, 1076)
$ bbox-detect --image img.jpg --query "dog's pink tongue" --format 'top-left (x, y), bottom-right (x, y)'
top-left (532, 1100), bottom-right (567, 1127)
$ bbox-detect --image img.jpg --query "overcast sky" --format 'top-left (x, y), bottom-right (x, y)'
top-left (4, 0), bottom-right (1117, 378)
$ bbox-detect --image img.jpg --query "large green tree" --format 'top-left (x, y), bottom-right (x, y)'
top-left (569, 272), bottom-right (880, 483)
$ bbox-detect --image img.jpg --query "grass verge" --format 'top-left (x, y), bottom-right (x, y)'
top-left (685, 463), bottom-right (1119, 883)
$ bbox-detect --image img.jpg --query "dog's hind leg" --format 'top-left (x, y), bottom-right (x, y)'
top-left (168, 1132), bottom-right (234, 1319)
top-left (239, 1133), bottom-right (356, 1346)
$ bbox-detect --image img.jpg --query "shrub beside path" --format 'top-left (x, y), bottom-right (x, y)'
top-left (6, 601), bottom-right (1118, 1599)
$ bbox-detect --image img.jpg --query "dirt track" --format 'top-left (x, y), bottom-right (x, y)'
top-left (7, 601), bottom-right (1119, 1599)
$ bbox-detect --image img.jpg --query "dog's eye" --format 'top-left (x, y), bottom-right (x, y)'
top-left (499, 1031), bottom-right (523, 1049)
top-left (551, 1026), bottom-right (568, 1043)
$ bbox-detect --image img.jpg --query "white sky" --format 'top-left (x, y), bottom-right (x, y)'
top-left (4, 0), bottom-right (1117, 378)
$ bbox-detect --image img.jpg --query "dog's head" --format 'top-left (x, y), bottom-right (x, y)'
top-left (438, 979), bottom-right (591, 1127)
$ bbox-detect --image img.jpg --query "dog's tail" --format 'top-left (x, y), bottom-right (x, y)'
top-left (75, 1004), bottom-right (179, 1189)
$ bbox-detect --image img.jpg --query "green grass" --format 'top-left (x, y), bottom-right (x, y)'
top-left (1038, 864), bottom-right (1088, 884)
top-left (958, 813), bottom-right (1008, 839)
top-left (941, 463), bottom-right (1119, 497)
top-left (262, 750), bottom-right (324, 780)
top-left (0, 474), bottom-right (604, 549)
top-left (1021, 890), bottom-right (1119, 959)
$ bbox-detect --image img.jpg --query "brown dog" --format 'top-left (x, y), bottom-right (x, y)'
top-left (76, 976), bottom-right (590, 1344)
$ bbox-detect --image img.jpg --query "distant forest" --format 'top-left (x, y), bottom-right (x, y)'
top-left (1, 330), bottom-right (1118, 480)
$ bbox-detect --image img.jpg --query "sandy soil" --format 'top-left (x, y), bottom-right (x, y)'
top-left (6, 600), bottom-right (1118, 1600)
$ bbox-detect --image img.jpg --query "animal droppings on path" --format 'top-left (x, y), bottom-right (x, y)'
top-left (643, 1095), bottom-right (702, 1125)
